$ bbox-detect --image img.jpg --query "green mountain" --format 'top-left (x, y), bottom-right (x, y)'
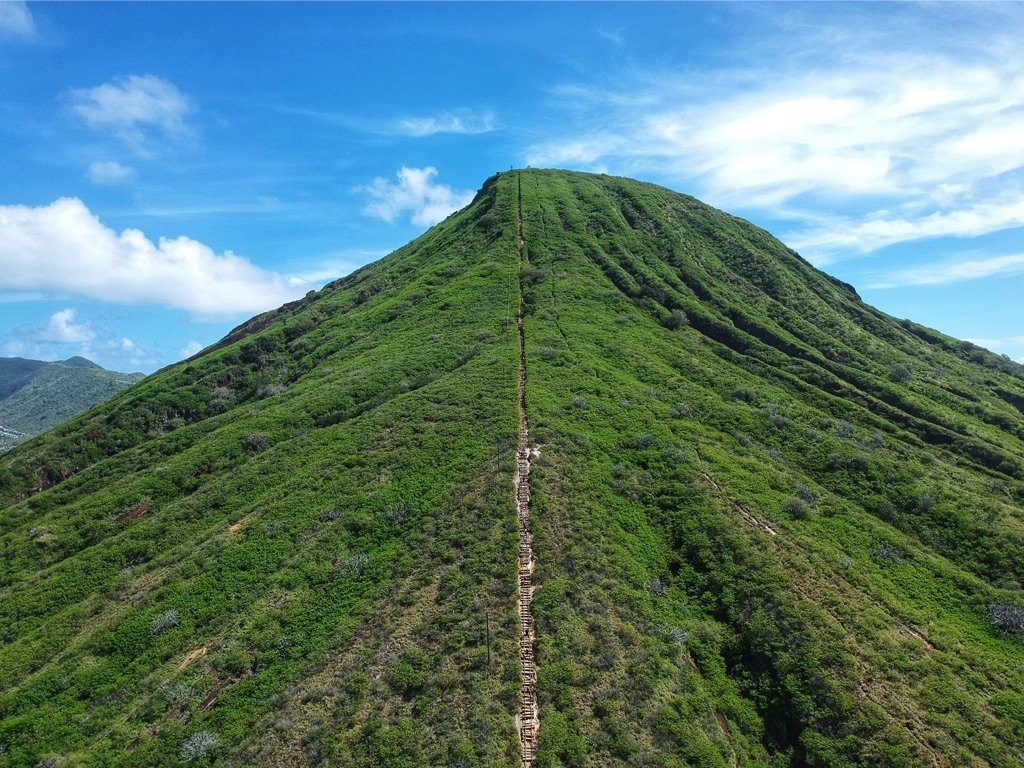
top-left (0, 357), bottom-right (144, 452)
top-left (1, 169), bottom-right (1023, 768)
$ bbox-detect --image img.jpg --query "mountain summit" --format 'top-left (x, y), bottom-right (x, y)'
top-left (1, 170), bottom-right (1022, 767)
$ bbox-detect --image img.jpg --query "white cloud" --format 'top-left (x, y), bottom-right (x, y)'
top-left (531, 58), bottom-right (1024, 205)
top-left (71, 75), bottom-right (191, 151)
top-left (868, 253), bottom-right (1024, 289)
top-left (793, 194), bottom-right (1024, 254)
top-left (88, 160), bottom-right (136, 185)
top-left (393, 111), bottom-right (496, 137)
top-left (0, 198), bottom-right (308, 319)
top-left (0, 1), bottom-right (34, 39)
top-left (35, 309), bottom-right (95, 343)
top-left (179, 340), bottom-right (204, 358)
top-left (526, 26), bottom-right (1024, 260)
top-left (360, 167), bottom-right (474, 226)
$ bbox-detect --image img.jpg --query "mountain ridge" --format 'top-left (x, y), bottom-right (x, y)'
top-left (0, 169), bottom-right (1022, 767)
top-left (0, 356), bottom-right (144, 452)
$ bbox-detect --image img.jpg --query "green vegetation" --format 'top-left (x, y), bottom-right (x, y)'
top-left (1, 169), bottom-right (1023, 767)
top-left (0, 356), bottom-right (143, 452)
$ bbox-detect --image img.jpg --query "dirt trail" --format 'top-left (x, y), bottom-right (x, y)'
top-left (514, 174), bottom-right (539, 768)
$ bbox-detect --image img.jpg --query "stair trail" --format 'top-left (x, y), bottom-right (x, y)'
top-left (514, 173), bottom-right (539, 768)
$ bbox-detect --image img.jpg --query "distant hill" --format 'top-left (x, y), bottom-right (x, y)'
top-left (0, 356), bottom-right (144, 451)
top-left (1, 170), bottom-right (1023, 767)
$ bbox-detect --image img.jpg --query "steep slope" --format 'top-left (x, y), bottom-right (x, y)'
top-left (0, 170), bottom-right (1022, 768)
top-left (0, 357), bottom-right (144, 452)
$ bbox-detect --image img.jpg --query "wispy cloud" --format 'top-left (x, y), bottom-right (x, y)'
top-left (0, 198), bottom-right (309, 319)
top-left (359, 166), bottom-right (473, 226)
top-left (868, 253), bottom-right (1024, 289)
top-left (277, 105), bottom-right (497, 138)
top-left (392, 110), bottom-right (496, 137)
top-left (71, 75), bottom-right (192, 153)
top-left (87, 160), bottom-right (136, 185)
top-left (526, 12), bottom-right (1024, 262)
top-left (0, 0), bottom-right (34, 40)
top-left (793, 194), bottom-right (1024, 255)
top-left (179, 340), bottom-right (205, 359)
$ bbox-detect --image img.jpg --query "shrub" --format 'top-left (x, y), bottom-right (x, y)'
top-left (256, 383), bottom-right (285, 399)
top-left (521, 266), bottom-right (548, 285)
top-left (782, 497), bottom-right (811, 519)
top-left (339, 553), bottom-right (369, 577)
top-left (181, 731), bottom-right (219, 762)
top-left (871, 544), bottom-right (906, 563)
top-left (664, 309), bottom-right (689, 330)
top-left (794, 482), bottom-right (819, 506)
top-left (987, 603), bottom-right (1024, 637)
top-left (665, 627), bottom-right (689, 646)
top-left (633, 433), bottom-right (657, 450)
top-left (828, 453), bottom-right (868, 471)
top-left (731, 387), bottom-right (756, 403)
top-left (381, 502), bottom-right (411, 525)
top-left (390, 648), bottom-right (431, 695)
top-left (244, 433), bottom-right (269, 452)
top-left (159, 680), bottom-right (196, 704)
top-left (761, 403), bottom-right (786, 429)
top-left (889, 363), bottom-right (913, 383)
top-left (150, 609), bottom-right (180, 637)
top-left (862, 429), bottom-right (885, 449)
top-left (647, 579), bottom-right (668, 596)
top-left (836, 421), bottom-right (856, 438)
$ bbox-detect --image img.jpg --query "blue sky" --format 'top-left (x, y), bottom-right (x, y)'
top-left (2, 2), bottom-right (1024, 373)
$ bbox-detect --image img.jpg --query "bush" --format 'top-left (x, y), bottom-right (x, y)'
top-left (390, 648), bottom-right (431, 695)
top-left (672, 402), bottom-right (692, 417)
top-left (731, 387), bottom-right (756, 403)
top-left (633, 433), bottom-right (657, 450)
top-left (150, 609), bottom-right (180, 637)
top-left (828, 453), bottom-right (868, 471)
top-left (794, 482), bottom-right (819, 506)
top-left (664, 309), bottom-right (689, 330)
top-left (872, 544), bottom-right (906, 563)
top-left (782, 497), bottom-right (811, 519)
top-left (521, 266), bottom-right (548, 285)
top-left (889, 363), bottom-right (913, 383)
top-left (339, 553), bottom-right (370, 577)
top-left (181, 731), bottom-right (219, 762)
top-left (761, 403), bottom-right (786, 429)
top-left (244, 433), bottom-right (269, 452)
top-left (987, 603), bottom-right (1024, 637)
